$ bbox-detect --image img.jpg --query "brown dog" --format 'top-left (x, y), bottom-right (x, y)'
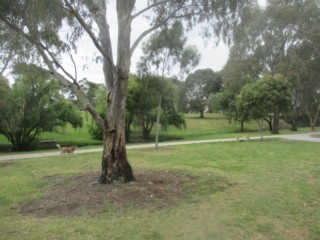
top-left (56, 144), bottom-right (77, 156)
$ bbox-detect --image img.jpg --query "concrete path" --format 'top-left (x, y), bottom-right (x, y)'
top-left (0, 133), bottom-right (319, 161)
top-left (280, 133), bottom-right (320, 142)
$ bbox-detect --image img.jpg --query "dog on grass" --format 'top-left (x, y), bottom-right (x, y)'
top-left (56, 144), bottom-right (77, 156)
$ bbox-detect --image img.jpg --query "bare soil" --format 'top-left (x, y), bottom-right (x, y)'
top-left (20, 170), bottom-right (226, 218)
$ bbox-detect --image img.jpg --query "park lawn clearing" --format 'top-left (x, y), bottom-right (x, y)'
top-left (0, 140), bottom-right (319, 239)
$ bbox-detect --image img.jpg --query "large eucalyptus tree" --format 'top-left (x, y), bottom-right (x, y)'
top-left (0, 0), bottom-right (252, 184)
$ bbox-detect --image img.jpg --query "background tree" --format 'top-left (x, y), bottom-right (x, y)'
top-left (209, 89), bottom-right (251, 132)
top-left (137, 21), bottom-right (200, 79)
top-left (132, 75), bottom-right (185, 140)
top-left (0, 0), bottom-right (252, 183)
top-left (0, 63), bottom-right (82, 151)
top-left (182, 69), bottom-right (223, 118)
top-left (239, 75), bottom-right (292, 139)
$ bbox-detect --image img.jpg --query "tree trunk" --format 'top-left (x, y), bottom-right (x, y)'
top-left (99, 71), bottom-right (135, 184)
top-left (258, 119), bottom-right (264, 141)
top-left (200, 109), bottom-right (204, 118)
top-left (312, 103), bottom-right (320, 131)
top-left (272, 108), bottom-right (279, 134)
top-left (99, 124), bottom-right (134, 184)
top-left (240, 120), bottom-right (244, 132)
top-left (98, 0), bottom-right (135, 184)
top-left (265, 115), bottom-right (273, 132)
top-left (306, 103), bottom-right (320, 131)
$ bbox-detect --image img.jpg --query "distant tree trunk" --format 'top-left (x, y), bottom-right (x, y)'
top-left (306, 104), bottom-right (320, 131)
top-left (272, 108), bottom-right (279, 134)
top-left (240, 120), bottom-right (244, 132)
top-left (265, 115), bottom-right (273, 132)
top-left (289, 106), bottom-right (298, 131)
top-left (125, 114), bottom-right (133, 142)
top-left (139, 116), bottom-right (152, 140)
top-left (258, 119), bottom-right (264, 141)
top-left (200, 109), bottom-right (204, 118)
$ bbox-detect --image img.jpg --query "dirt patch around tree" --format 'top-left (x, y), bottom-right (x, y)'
top-left (19, 170), bottom-right (231, 218)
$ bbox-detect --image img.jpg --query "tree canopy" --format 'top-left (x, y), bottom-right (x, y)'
top-left (239, 75), bottom-right (292, 137)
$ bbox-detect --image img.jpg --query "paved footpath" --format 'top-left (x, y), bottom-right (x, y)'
top-left (0, 133), bottom-right (319, 161)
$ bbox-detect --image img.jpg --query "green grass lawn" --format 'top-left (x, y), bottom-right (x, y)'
top-left (0, 139), bottom-right (319, 239)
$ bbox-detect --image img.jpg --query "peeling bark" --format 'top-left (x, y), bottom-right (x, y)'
top-left (98, 0), bottom-right (135, 183)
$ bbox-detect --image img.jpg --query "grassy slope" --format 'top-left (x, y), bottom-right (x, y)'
top-left (0, 140), bottom-right (319, 239)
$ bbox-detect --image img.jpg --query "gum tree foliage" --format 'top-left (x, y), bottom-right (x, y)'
top-left (137, 21), bottom-right (200, 79)
top-left (181, 69), bottom-right (223, 118)
top-left (0, 63), bottom-right (82, 151)
top-left (0, 0), bottom-right (253, 184)
top-left (0, 21), bottom-right (32, 77)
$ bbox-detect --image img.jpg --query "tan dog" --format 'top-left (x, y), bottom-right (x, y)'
top-left (56, 144), bottom-right (77, 156)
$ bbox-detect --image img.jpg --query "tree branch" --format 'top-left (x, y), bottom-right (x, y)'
top-left (130, 0), bottom-right (201, 56)
top-left (61, 0), bottom-right (116, 72)
top-left (132, 0), bottom-right (171, 19)
top-left (37, 47), bottom-right (105, 128)
top-left (0, 48), bottom-right (14, 77)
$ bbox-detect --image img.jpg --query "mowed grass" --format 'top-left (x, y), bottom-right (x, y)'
top-left (0, 140), bottom-right (319, 239)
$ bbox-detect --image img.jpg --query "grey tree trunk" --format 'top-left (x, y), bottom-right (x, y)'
top-left (98, 0), bottom-right (135, 183)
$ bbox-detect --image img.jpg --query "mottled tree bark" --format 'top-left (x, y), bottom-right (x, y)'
top-left (98, 0), bottom-right (135, 183)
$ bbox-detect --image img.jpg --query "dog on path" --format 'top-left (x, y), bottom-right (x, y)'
top-left (56, 144), bottom-right (77, 156)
